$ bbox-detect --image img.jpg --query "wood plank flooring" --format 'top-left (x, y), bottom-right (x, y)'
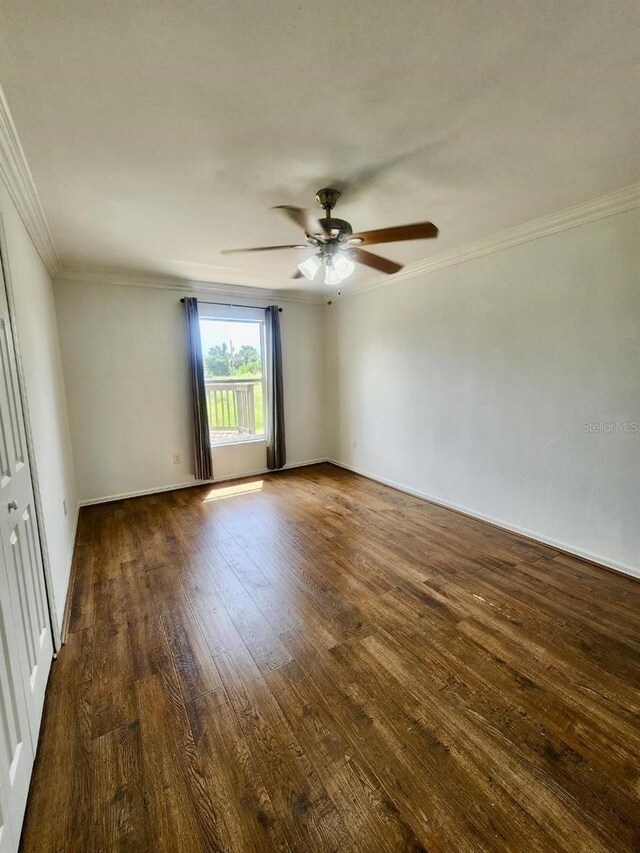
top-left (20, 463), bottom-right (640, 852)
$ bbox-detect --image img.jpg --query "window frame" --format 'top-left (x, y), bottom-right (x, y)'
top-left (197, 306), bottom-right (267, 448)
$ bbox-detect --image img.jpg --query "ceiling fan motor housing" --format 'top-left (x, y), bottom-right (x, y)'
top-left (319, 217), bottom-right (353, 239)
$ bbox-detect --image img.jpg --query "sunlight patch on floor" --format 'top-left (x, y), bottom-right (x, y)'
top-left (202, 480), bottom-right (264, 502)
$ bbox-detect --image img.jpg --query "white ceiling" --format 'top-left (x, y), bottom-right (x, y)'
top-left (1, 0), bottom-right (639, 293)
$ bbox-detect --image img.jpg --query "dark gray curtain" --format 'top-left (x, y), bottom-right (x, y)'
top-left (184, 297), bottom-right (213, 480)
top-left (266, 305), bottom-right (286, 470)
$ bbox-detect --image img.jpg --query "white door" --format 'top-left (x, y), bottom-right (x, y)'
top-left (0, 550), bottom-right (34, 853)
top-left (0, 255), bottom-right (53, 852)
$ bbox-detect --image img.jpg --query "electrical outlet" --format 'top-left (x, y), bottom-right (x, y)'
top-left (352, 439), bottom-right (358, 450)
top-left (173, 452), bottom-right (182, 465)
top-left (63, 500), bottom-right (68, 516)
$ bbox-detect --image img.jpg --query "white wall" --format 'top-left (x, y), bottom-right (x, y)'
top-left (326, 207), bottom-right (640, 575)
top-left (52, 207), bottom-right (640, 576)
top-left (0, 184), bottom-right (78, 623)
top-left (54, 279), bottom-right (326, 503)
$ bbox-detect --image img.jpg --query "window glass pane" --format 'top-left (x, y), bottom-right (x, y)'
top-left (199, 318), bottom-right (265, 445)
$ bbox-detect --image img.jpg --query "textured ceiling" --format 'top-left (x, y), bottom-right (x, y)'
top-left (1, 0), bottom-right (639, 293)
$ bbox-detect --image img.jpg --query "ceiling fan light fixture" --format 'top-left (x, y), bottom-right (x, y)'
top-left (333, 254), bottom-right (355, 279)
top-left (297, 254), bottom-right (322, 280)
top-left (324, 253), bottom-right (355, 286)
top-left (324, 264), bottom-right (342, 286)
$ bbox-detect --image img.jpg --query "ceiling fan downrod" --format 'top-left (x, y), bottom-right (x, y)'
top-left (314, 188), bottom-right (353, 242)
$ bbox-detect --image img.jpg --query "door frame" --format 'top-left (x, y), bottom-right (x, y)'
top-left (0, 215), bottom-right (61, 651)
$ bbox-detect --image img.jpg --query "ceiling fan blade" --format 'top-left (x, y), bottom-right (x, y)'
top-left (351, 248), bottom-right (403, 274)
top-left (221, 244), bottom-right (308, 254)
top-left (350, 222), bottom-right (438, 245)
top-left (273, 205), bottom-right (327, 237)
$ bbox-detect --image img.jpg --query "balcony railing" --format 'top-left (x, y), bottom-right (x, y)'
top-left (204, 378), bottom-right (261, 437)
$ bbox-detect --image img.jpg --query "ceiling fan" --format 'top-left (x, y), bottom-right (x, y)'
top-left (221, 188), bottom-right (438, 286)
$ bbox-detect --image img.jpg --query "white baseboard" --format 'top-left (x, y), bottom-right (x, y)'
top-left (79, 479), bottom-right (206, 506)
top-left (58, 500), bottom-right (80, 647)
top-left (77, 455), bottom-right (638, 580)
top-left (78, 458), bottom-right (329, 507)
top-left (327, 458), bottom-right (640, 582)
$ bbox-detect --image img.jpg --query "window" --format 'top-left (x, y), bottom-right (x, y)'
top-left (198, 310), bottom-right (266, 445)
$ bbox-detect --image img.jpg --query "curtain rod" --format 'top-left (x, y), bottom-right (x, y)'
top-left (180, 297), bottom-right (282, 312)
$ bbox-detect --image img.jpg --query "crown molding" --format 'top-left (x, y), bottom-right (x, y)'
top-left (56, 175), bottom-right (640, 308)
top-left (4, 75), bottom-right (635, 305)
top-left (55, 265), bottom-right (326, 306)
top-left (0, 85), bottom-right (60, 277)
top-left (333, 180), bottom-right (640, 301)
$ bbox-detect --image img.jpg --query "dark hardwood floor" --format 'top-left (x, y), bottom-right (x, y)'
top-left (20, 463), bottom-right (640, 852)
